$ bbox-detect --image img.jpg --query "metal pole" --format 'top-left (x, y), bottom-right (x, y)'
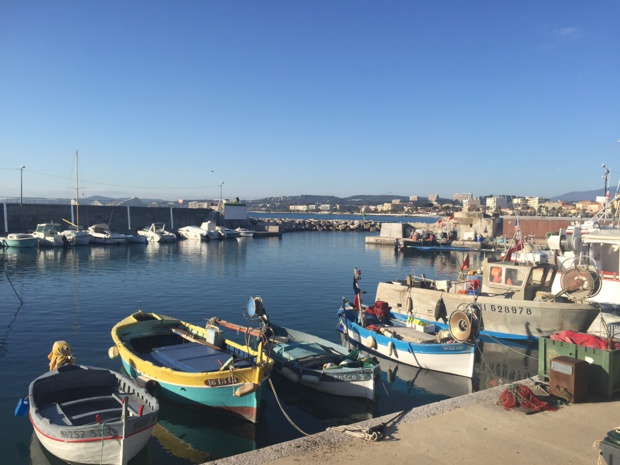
top-left (20, 165), bottom-right (25, 206)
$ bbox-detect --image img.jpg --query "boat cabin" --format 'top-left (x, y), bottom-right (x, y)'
top-left (479, 258), bottom-right (556, 300)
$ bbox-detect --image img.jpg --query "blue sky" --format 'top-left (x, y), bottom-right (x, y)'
top-left (1, 1), bottom-right (618, 202)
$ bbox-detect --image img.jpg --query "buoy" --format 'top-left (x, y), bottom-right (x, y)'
top-left (434, 298), bottom-right (448, 323)
top-left (365, 334), bottom-right (376, 349)
top-left (234, 382), bottom-right (259, 397)
top-left (135, 376), bottom-right (158, 392)
top-left (405, 296), bottom-right (413, 313)
top-left (282, 367), bottom-right (300, 383)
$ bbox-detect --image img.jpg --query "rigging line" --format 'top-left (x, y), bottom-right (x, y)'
top-left (16, 169), bottom-right (222, 191)
top-left (1, 261), bottom-right (23, 304)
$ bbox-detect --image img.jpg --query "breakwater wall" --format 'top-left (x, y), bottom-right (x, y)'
top-left (1, 203), bottom-right (219, 234)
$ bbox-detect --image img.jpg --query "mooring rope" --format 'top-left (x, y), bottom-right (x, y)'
top-left (268, 377), bottom-right (310, 436)
top-left (1, 261), bottom-right (23, 304)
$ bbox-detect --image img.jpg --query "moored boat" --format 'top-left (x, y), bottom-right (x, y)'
top-left (336, 268), bottom-right (477, 378)
top-left (109, 310), bottom-right (274, 423)
top-left (16, 341), bottom-right (158, 465)
top-left (217, 297), bottom-right (380, 400)
top-left (88, 223), bottom-right (128, 245)
top-left (33, 223), bottom-right (65, 247)
top-left (178, 225), bottom-right (208, 241)
top-left (376, 254), bottom-right (601, 340)
top-left (1, 233), bottom-right (38, 248)
top-left (138, 223), bottom-right (177, 242)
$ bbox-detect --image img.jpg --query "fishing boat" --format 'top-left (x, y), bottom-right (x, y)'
top-left (88, 223), bottom-right (128, 245)
top-left (60, 227), bottom-right (91, 246)
top-left (200, 222), bottom-right (221, 241)
top-left (109, 310), bottom-right (274, 423)
top-left (337, 268), bottom-right (477, 378)
top-left (33, 223), bottom-right (65, 247)
top-left (16, 341), bottom-right (158, 465)
top-left (1, 233), bottom-right (38, 248)
top-left (375, 250), bottom-right (601, 340)
top-left (216, 297), bottom-right (380, 400)
top-left (547, 193), bottom-right (620, 307)
top-left (137, 223), bottom-right (177, 242)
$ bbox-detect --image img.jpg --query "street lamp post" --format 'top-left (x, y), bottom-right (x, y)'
top-left (219, 182), bottom-right (224, 213)
top-left (20, 165), bottom-right (25, 206)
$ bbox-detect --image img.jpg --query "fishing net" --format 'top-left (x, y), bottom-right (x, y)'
top-left (498, 384), bottom-right (557, 413)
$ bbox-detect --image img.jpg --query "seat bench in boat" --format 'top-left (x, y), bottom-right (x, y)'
top-left (40, 393), bottom-right (144, 426)
top-left (149, 342), bottom-right (253, 373)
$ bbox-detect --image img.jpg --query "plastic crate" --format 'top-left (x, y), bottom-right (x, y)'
top-left (538, 337), bottom-right (620, 400)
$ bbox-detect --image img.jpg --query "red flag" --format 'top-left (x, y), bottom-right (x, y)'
top-left (448, 214), bottom-right (454, 220)
top-left (461, 253), bottom-right (470, 270)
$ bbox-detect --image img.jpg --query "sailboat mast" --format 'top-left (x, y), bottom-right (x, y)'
top-left (75, 150), bottom-right (79, 228)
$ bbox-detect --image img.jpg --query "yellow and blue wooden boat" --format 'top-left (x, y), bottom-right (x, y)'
top-left (110, 311), bottom-right (274, 424)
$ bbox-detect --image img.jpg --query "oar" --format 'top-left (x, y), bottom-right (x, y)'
top-left (215, 318), bottom-right (264, 337)
top-left (170, 328), bottom-right (222, 351)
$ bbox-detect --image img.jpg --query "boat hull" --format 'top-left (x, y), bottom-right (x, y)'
top-left (28, 365), bottom-right (158, 465)
top-left (269, 325), bottom-right (378, 400)
top-left (110, 312), bottom-right (273, 424)
top-left (2, 235), bottom-right (38, 248)
top-left (376, 281), bottom-right (600, 340)
top-left (337, 310), bottom-right (475, 378)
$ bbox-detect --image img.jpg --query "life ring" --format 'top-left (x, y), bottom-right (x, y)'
top-left (434, 298), bottom-right (447, 323)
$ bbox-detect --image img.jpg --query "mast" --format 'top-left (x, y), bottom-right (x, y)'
top-left (75, 150), bottom-right (79, 228)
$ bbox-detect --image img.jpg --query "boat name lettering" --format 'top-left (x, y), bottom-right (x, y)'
top-left (333, 374), bottom-right (364, 381)
top-left (484, 304), bottom-right (532, 315)
top-left (205, 377), bottom-right (238, 387)
top-left (60, 427), bottom-right (110, 439)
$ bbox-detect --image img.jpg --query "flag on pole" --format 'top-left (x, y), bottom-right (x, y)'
top-left (448, 214), bottom-right (454, 220)
top-left (461, 253), bottom-right (470, 270)
top-left (514, 218), bottom-right (520, 232)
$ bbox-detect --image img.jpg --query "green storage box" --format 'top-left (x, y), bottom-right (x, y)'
top-left (538, 336), bottom-right (620, 400)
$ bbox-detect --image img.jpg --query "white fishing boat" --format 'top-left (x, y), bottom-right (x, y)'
top-left (16, 342), bottom-right (159, 465)
top-left (547, 184), bottom-right (620, 307)
top-left (60, 228), bottom-right (91, 246)
top-left (138, 223), bottom-right (177, 242)
top-left (33, 223), bottom-right (65, 247)
top-left (88, 223), bottom-right (128, 245)
top-left (1, 233), bottom-right (38, 248)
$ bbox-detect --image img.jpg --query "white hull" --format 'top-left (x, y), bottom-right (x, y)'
top-left (340, 322), bottom-right (475, 378)
top-left (33, 423), bottom-right (154, 465)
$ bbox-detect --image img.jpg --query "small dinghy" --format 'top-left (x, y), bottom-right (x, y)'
top-left (16, 341), bottom-right (159, 465)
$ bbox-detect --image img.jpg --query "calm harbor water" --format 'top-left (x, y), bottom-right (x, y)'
top-left (0, 229), bottom-right (538, 464)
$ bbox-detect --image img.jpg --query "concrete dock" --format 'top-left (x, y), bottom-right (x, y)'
top-left (208, 380), bottom-right (617, 465)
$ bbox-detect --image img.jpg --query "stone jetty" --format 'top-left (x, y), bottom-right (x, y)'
top-left (249, 218), bottom-right (381, 233)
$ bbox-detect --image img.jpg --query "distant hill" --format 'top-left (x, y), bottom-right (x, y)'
top-left (551, 188), bottom-right (613, 202)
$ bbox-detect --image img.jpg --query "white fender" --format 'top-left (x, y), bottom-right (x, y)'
top-left (388, 340), bottom-right (395, 357)
top-left (301, 374), bottom-right (320, 384)
top-left (365, 334), bottom-right (376, 349)
top-left (108, 346), bottom-right (119, 359)
top-left (281, 367), bottom-right (300, 383)
top-left (234, 382), bottom-right (259, 397)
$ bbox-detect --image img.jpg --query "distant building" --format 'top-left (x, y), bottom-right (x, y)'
top-left (392, 199), bottom-right (401, 204)
top-left (188, 201), bottom-right (211, 209)
top-left (453, 193), bottom-right (473, 202)
top-left (290, 205), bottom-right (309, 212)
top-left (486, 196), bottom-right (509, 211)
top-left (428, 194), bottom-right (439, 203)
top-left (409, 196), bottom-right (419, 202)
top-left (463, 198), bottom-right (481, 211)
top-left (319, 204), bottom-right (331, 212)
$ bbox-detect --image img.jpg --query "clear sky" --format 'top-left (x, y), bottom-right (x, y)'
top-left (1, 1), bottom-right (618, 202)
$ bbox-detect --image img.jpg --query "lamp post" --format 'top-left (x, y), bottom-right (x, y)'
top-left (219, 182), bottom-right (224, 213)
top-left (20, 165), bottom-right (25, 206)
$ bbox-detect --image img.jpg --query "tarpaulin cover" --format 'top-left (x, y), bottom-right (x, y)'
top-left (550, 330), bottom-right (620, 350)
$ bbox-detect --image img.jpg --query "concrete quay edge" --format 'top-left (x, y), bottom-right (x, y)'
top-left (205, 383), bottom-right (510, 465)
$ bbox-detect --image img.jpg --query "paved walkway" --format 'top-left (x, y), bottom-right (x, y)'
top-left (208, 381), bottom-right (617, 465)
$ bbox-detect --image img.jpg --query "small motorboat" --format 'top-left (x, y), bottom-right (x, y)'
top-left (88, 224), bottom-right (128, 245)
top-left (1, 233), bottom-right (38, 248)
top-left (236, 228), bottom-right (255, 238)
top-left (138, 223), bottom-right (177, 242)
top-left (16, 341), bottom-right (159, 465)
top-left (33, 223), bottom-right (65, 247)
